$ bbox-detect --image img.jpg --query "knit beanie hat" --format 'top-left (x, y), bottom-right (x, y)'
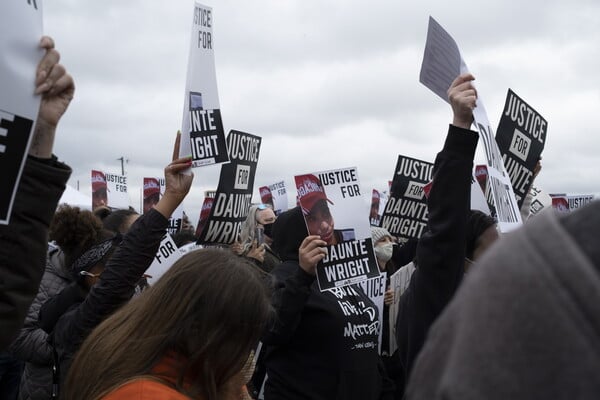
top-left (371, 226), bottom-right (392, 244)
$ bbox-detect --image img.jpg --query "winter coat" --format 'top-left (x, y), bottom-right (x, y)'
top-left (10, 248), bottom-right (71, 400)
top-left (0, 156), bottom-right (71, 349)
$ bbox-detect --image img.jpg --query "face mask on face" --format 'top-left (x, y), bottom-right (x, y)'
top-left (374, 242), bottom-right (394, 263)
top-left (262, 223), bottom-right (274, 237)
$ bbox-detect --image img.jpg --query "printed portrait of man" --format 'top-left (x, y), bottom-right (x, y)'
top-left (91, 170), bottom-right (108, 210)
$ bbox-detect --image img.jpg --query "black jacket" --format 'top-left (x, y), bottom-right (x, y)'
top-left (395, 125), bottom-right (478, 394)
top-left (47, 208), bottom-right (168, 384)
top-left (0, 156), bottom-right (71, 350)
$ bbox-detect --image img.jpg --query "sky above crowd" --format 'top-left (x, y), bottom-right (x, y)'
top-left (44, 0), bottom-right (600, 221)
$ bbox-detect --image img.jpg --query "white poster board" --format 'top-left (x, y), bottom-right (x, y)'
top-left (388, 262), bottom-right (415, 354)
top-left (145, 233), bottom-right (183, 285)
top-left (0, 2), bottom-right (43, 224)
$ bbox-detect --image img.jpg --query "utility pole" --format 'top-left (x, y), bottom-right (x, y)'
top-left (117, 156), bottom-right (129, 175)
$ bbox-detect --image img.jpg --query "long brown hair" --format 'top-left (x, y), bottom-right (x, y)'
top-left (64, 248), bottom-right (272, 400)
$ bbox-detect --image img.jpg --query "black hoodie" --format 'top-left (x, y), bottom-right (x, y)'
top-left (264, 207), bottom-right (393, 400)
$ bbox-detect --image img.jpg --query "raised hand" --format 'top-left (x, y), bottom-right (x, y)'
top-left (298, 235), bottom-right (327, 276)
top-left (448, 73), bottom-right (477, 129)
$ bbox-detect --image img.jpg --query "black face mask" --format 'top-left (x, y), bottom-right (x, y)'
top-left (262, 223), bottom-right (274, 238)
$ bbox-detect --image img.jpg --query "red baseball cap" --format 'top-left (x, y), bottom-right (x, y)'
top-left (143, 178), bottom-right (161, 199)
top-left (91, 170), bottom-right (107, 192)
top-left (295, 174), bottom-right (333, 215)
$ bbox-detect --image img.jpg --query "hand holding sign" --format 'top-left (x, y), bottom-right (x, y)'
top-left (299, 235), bottom-right (327, 276)
top-left (154, 133), bottom-right (194, 219)
top-left (246, 240), bottom-right (265, 263)
top-left (29, 36), bottom-right (75, 158)
top-left (448, 73), bottom-right (477, 130)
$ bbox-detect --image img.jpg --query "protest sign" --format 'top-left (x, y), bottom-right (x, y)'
top-left (195, 196), bottom-right (214, 237)
top-left (381, 156), bottom-right (433, 240)
top-left (550, 194), bottom-right (569, 213)
top-left (179, 3), bottom-right (228, 167)
top-left (357, 273), bottom-right (386, 353)
top-left (529, 185), bottom-right (551, 216)
top-left (388, 262), bottom-right (415, 354)
top-left (419, 16), bottom-right (522, 232)
top-left (259, 180), bottom-right (288, 215)
top-left (143, 177), bottom-right (184, 235)
top-left (197, 130), bottom-right (261, 244)
top-left (567, 194), bottom-right (595, 211)
top-left (0, 2), bottom-right (43, 224)
top-left (146, 233), bottom-right (182, 285)
top-left (369, 189), bottom-right (388, 227)
top-left (295, 168), bottom-right (381, 291)
top-left (475, 164), bottom-right (488, 194)
top-left (495, 90), bottom-right (547, 208)
top-left (91, 170), bottom-right (130, 210)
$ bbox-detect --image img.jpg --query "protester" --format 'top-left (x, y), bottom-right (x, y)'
top-left (10, 205), bottom-right (113, 400)
top-left (394, 73), bottom-right (492, 397)
top-left (0, 36), bottom-right (74, 350)
top-left (63, 248), bottom-right (271, 400)
top-left (39, 134), bottom-right (193, 396)
top-left (296, 174), bottom-right (355, 245)
top-left (234, 204), bottom-right (280, 274)
top-left (263, 206), bottom-right (393, 400)
top-left (406, 201), bottom-right (600, 399)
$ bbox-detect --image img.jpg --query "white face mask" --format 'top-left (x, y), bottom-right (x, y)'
top-left (374, 242), bottom-right (394, 263)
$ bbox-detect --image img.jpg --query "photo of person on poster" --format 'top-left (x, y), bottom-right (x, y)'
top-left (143, 178), bottom-right (161, 214)
top-left (91, 170), bottom-right (108, 210)
top-left (296, 174), bottom-right (355, 245)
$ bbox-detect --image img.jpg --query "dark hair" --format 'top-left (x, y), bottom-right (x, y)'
top-left (50, 205), bottom-right (113, 269)
top-left (99, 209), bottom-right (139, 234)
top-left (172, 231), bottom-right (197, 247)
top-left (270, 206), bottom-right (307, 262)
top-left (465, 210), bottom-right (497, 259)
top-left (64, 249), bottom-right (272, 400)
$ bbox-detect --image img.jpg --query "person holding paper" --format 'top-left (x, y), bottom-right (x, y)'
top-left (394, 73), bottom-right (490, 396)
top-left (0, 36), bottom-right (74, 350)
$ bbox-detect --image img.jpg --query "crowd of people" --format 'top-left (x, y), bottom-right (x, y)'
top-left (0, 36), bottom-right (599, 400)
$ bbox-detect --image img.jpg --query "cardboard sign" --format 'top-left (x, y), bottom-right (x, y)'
top-left (259, 180), bottom-right (288, 215)
top-left (91, 170), bottom-right (130, 210)
top-left (179, 3), bottom-right (228, 167)
top-left (197, 130), bottom-right (261, 244)
top-left (295, 167), bottom-right (381, 291)
top-left (357, 274), bottom-right (386, 353)
top-left (142, 177), bottom-right (184, 235)
top-left (495, 90), bottom-right (547, 208)
top-left (146, 233), bottom-right (182, 285)
top-left (0, 2), bottom-right (43, 224)
top-left (369, 189), bottom-right (388, 227)
top-left (419, 16), bottom-right (522, 232)
top-left (388, 262), bottom-right (416, 354)
top-left (381, 156), bottom-right (433, 240)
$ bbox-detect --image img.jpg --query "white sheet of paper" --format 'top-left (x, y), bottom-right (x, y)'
top-left (146, 234), bottom-right (183, 285)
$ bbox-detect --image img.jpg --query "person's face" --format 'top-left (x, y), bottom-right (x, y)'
top-left (92, 188), bottom-right (108, 209)
top-left (256, 208), bottom-right (276, 244)
top-left (143, 192), bottom-right (160, 214)
top-left (306, 201), bottom-right (335, 245)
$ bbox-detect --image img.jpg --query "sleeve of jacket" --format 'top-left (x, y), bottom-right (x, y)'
top-left (0, 156), bottom-right (71, 350)
top-left (396, 125), bottom-right (478, 375)
top-left (53, 208), bottom-right (168, 354)
top-left (38, 282), bottom-right (85, 334)
top-left (261, 261), bottom-right (315, 346)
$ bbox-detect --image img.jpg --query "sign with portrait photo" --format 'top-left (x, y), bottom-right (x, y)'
top-left (91, 170), bottom-right (130, 210)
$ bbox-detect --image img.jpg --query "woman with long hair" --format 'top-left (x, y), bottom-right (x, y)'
top-left (63, 248), bottom-right (272, 400)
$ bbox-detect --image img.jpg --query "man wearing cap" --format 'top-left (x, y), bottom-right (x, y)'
top-left (296, 174), bottom-right (355, 245)
top-left (143, 178), bottom-right (161, 214)
top-left (91, 170), bottom-right (108, 210)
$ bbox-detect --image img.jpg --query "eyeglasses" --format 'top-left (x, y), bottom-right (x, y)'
top-left (257, 204), bottom-right (272, 210)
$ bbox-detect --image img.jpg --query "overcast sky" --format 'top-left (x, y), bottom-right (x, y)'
top-left (43, 0), bottom-right (600, 222)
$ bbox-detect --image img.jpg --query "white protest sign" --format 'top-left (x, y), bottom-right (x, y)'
top-left (419, 16), bottom-right (522, 232)
top-left (471, 175), bottom-right (491, 215)
top-left (357, 274), bottom-right (386, 354)
top-left (143, 177), bottom-right (184, 235)
top-left (259, 180), bottom-right (288, 215)
top-left (567, 194), bottom-right (595, 211)
top-left (295, 168), bottom-right (381, 291)
top-left (0, 2), bottom-right (43, 224)
top-left (179, 3), bottom-right (229, 167)
top-left (529, 185), bottom-right (551, 217)
top-left (388, 262), bottom-right (415, 354)
top-left (146, 234), bottom-right (182, 285)
top-left (91, 170), bottom-right (130, 210)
